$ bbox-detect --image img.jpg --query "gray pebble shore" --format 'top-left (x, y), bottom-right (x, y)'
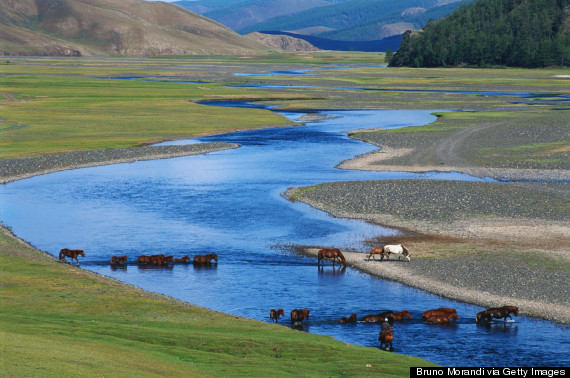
top-left (0, 142), bottom-right (239, 184)
top-left (288, 181), bottom-right (570, 324)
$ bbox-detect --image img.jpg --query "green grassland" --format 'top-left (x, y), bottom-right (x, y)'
top-left (351, 109), bottom-right (569, 170)
top-left (0, 72), bottom-right (298, 159)
top-left (0, 227), bottom-right (436, 376)
top-left (2, 54), bottom-right (568, 160)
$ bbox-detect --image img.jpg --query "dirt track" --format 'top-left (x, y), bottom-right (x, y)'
top-left (435, 121), bottom-right (508, 167)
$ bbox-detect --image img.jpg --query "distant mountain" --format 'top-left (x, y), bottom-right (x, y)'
top-left (258, 30), bottom-right (403, 52)
top-left (390, 0), bottom-right (570, 67)
top-left (0, 0), bottom-right (267, 56)
top-left (316, 1), bottom-right (468, 41)
top-left (176, 0), bottom-right (466, 44)
top-left (173, 0), bottom-right (344, 31)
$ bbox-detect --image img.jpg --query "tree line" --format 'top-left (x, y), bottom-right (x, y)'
top-left (389, 0), bottom-right (570, 67)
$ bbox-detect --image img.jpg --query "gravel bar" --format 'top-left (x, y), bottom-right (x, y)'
top-left (301, 248), bottom-right (570, 324)
top-left (0, 142), bottom-right (239, 184)
top-left (287, 180), bottom-right (570, 324)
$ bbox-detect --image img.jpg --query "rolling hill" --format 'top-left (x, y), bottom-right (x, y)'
top-left (0, 0), bottom-right (267, 56)
top-left (175, 0), bottom-right (467, 43)
top-left (173, 0), bottom-right (344, 31)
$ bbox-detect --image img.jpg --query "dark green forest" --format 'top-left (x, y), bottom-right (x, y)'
top-left (318, 2), bottom-right (467, 41)
top-left (390, 0), bottom-right (570, 67)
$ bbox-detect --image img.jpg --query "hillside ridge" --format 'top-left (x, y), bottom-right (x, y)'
top-left (0, 0), bottom-right (267, 56)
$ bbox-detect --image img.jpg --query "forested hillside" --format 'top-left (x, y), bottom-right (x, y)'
top-left (237, 0), bottom-right (464, 40)
top-left (176, 0), bottom-right (465, 44)
top-left (318, 2), bottom-right (465, 41)
top-left (174, 0), bottom-right (341, 30)
top-left (390, 0), bottom-right (570, 67)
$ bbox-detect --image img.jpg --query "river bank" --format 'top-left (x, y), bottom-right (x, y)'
top-left (300, 246), bottom-right (570, 324)
top-left (285, 179), bottom-right (569, 324)
top-left (0, 142), bottom-right (239, 184)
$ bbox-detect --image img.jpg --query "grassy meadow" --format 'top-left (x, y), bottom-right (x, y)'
top-left (2, 53), bottom-right (568, 160)
top-left (0, 62), bottom-right (300, 159)
top-left (350, 109), bottom-right (569, 170)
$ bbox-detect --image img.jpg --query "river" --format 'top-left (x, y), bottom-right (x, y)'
top-left (1, 101), bottom-right (568, 367)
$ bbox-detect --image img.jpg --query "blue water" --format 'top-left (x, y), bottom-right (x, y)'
top-left (1, 105), bottom-right (568, 367)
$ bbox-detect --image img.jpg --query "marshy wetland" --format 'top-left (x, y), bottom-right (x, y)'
top-left (1, 54), bottom-right (569, 371)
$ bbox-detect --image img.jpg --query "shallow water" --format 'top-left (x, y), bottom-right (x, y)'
top-left (1, 105), bottom-right (568, 367)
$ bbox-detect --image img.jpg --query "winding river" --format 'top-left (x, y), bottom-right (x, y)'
top-left (1, 97), bottom-right (568, 367)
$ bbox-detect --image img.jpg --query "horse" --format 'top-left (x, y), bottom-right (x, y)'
top-left (362, 311), bottom-right (394, 323)
top-left (366, 247), bottom-right (384, 261)
top-left (193, 254), bottom-right (218, 265)
top-left (317, 248), bottom-right (347, 267)
top-left (173, 255), bottom-right (190, 263)
top-left (148, 254), bottom-right (172, 266)
top-left (270, 309), bottom-right (285, 323)
top-left (290, 309), bottom-right (310, 325)
top-left (159, 255), bottom-right (173, 266)
top-left (422, 308), bottom-right (459, 320)
top-left (425, 314), bottom-right (456, 324)
top-left (476, 306), bottom-right (519, 324)
top-left (379, 330), bottom-right (394, 351)
top-left (59, 248), bottom-right (85, 266)
top-left (110, 255), bottom-right (127, 265)
top-left (339, 313), bottom-right (358, 324)
top-left (137, 255), bottom-right (151, 264)
top-left (381, 244), bottom-right (411, 262)
top-left (392, 310), bottom-right (412, 320)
